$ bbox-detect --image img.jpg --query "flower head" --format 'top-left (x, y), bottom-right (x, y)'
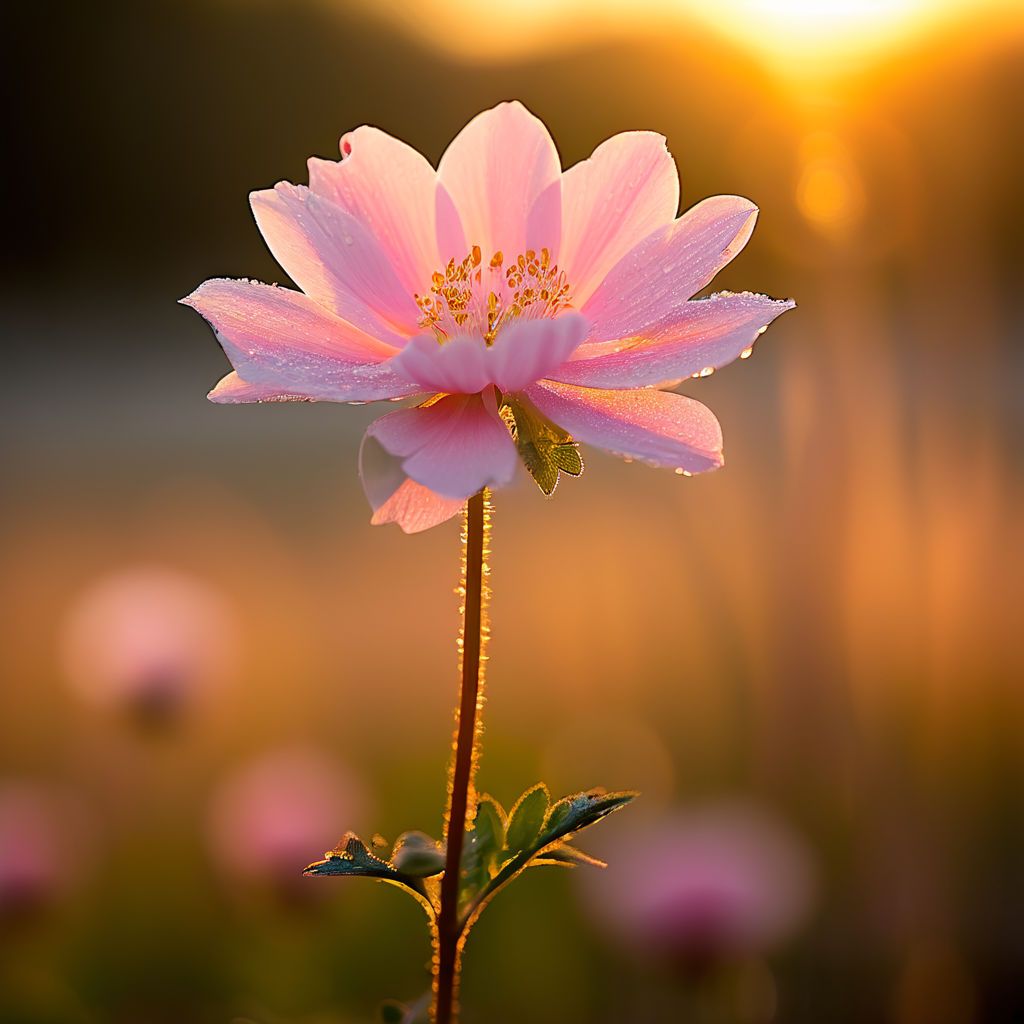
top-left (580, 802), bottom-right (816, 967)
top-left (60, 566), bottom-right (238, 726)
top-left (206, 746), bottom-right (366, 893)
top-left (0, 782), bottom-right (95, 919)
top-left (184, 102), bottom-right (793, 532)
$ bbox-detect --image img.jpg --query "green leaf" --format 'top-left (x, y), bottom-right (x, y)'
top-left (530, 843), bottom-right (608, 869)
top-left (460, 795), bottom-right (506, 903)
top-left (303, 832), bottom-right (436, 917)
top-left (502, 395), bottom-right (584, 496)
top-left (455, 786), bottom-right (636, 934)
top-left (391, 831), bottom-right (445, 878)
top-left (303, 832), bottom-right (404, 880)
top-left (541, 790), bottom-right (636, 846)
top-left (505, 784), bottom-right (550, 856)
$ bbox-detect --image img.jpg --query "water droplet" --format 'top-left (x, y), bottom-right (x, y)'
top-left (740, 346), bottom-right (754, 359)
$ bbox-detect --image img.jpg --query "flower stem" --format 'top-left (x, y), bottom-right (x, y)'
top-left (434, 488), bottom-right (490, 1024)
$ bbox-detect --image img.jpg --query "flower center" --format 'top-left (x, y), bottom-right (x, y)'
top-left (414, 246), bottom-right (572, 345)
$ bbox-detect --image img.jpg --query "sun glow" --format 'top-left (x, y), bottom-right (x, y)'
top-left (344, 0), bottom-right (1013, 81)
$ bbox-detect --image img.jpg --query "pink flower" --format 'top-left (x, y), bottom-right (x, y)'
top-left (580, 803), bottom-right (816, 966)
top-left (206, 747), bottom-right (367, 892)
top-left (0, 782), bottom-right (95, 918)
top-left (60, 566), bottom-right (239, 726)
top-left (183, 102), bottom-right (793, 532)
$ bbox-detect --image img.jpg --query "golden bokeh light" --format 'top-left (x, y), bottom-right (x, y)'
top-left (795, 131), bottom-right (866, 237)
top-left (344, 0), bottom-right (1019, 81)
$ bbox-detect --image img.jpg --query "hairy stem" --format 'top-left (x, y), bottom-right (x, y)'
top-left (434, 489), bottom-right (490, 1024)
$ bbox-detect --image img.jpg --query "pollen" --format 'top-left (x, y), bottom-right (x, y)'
top-left (414, 246), bottom-right (572, 345)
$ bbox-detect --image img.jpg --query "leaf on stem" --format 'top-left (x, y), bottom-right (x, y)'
top-left (530, 844), bottom-right (607, 869)
top-left (461, 794), bottom-right (506, 902)
top-left (457, 785), bottom-right (636, 930)
top-left (540, 790), bottom-right (637, 845)
top-left (304, 832), bottom-right (438, 916)
top-left (504, 784), bottom-right (550, 856)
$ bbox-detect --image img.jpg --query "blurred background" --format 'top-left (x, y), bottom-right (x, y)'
top-left (3, 1), bottom-right (1023, 1021)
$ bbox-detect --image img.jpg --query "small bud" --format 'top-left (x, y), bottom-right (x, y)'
top-left (391, 831), bottom-right (446, 878)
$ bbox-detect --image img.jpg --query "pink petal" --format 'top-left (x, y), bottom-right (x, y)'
top-left (549, 293), bottom-right (795, 389)
top-left (250, 183), bottom-right (421, 342)
top-left (181, 278), bottom-right (420, 403)
top-left (208, 372), bottom-right (313, 403)
top-left (390, 313), bottom-right (588, 396)
top-left (363, 392), bottom-right (517, 500)
top-left (359, 408), bottom-right (466, 532)
top-left (483, 313), bottom-right (589, 393)
top-left (526, 380), bottom-right (724, 474)
top-left (391, 335), bottom-right (492, 396)
top-left (582, 196), bottom-right (758, 343)
top-left (308, 126), bottom-right (448, 297)
top-left (560, 132), bottom-right (680, 307)
top-left (370, 479), bottom-right (465, 534)
top-left (436, 183), bottom-right (467, 265)
top-left (438, 101), bottom-right (561, 259)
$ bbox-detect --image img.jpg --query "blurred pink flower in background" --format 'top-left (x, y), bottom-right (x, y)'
top-left (0, 782), bottom-right (95, 920)
top-left (206, 747), bottom-right (367, 892)
top-left (580, 802), bottom-right (817, 967)
top-left (59, 566), bottom-right (239, 726)
top-left (183, 100), bottom-right (794, 532)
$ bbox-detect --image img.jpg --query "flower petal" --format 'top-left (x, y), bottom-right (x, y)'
top-left (208, 371), bottom-right (313, 403)
top-left (525, 380), bottom-right (724, 474)
top-left (364, 392), bottom-right (518, 500)
top-left (359, 434), bottom-right (465, 533)
top-left (438, 101), bottom-right (561, 258)
top-left (390, 313), bottom-right (589, 396)
top-left (308, 126), bottom-right (447, 297)
top-left (484, 313), bottom-right (589, 393)
top-left (250, 183), bottom-right (421, 342)
top-left (582, 196), bottom-right (758, 343)
top-left (560, 132), bottom-right (680, 307)
top-left (371, 479), bottom-right (465, 533)
top-left (391, 335), bottom-right (492, 396)
top-left (181, 278), bottom-right (420, 403)
top-left (549, 293), bottom-right (795, 389)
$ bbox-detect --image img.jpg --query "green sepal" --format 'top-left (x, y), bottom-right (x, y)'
top-left (502, 394), bottom-right (584, 495)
